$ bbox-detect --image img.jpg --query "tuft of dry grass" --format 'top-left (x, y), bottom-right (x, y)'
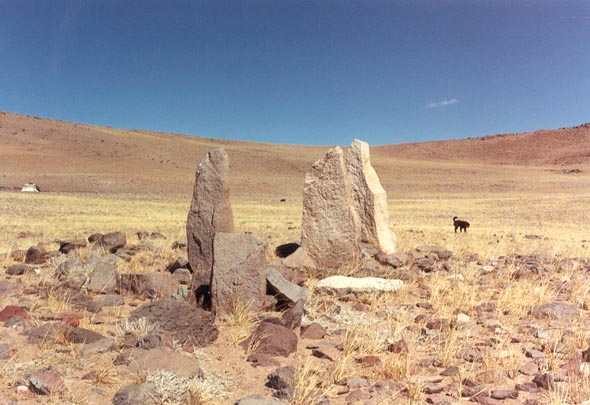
top-left (291, 359), bottom-right (335, 405)
top-left (216, 298), bottom-right (260, 345)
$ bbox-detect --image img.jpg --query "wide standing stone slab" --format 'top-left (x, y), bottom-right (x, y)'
top-left (210, 233), bottom-right (267, 315)
top-left (346, 139), bottom-right (396, 254)
top-left (301, 147), bottom-right (361, 270)
top-left (186, 148), bottom-right (234, 305)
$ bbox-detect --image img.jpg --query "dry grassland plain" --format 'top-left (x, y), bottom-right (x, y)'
top-left (1, 162), bottom-right (589, 262)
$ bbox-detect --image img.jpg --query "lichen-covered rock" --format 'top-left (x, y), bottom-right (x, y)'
top-left (301, 147), bottom-right (361, 270)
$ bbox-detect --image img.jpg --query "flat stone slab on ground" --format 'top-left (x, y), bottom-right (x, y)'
top-left (314, 275), bottom-right (404, 294)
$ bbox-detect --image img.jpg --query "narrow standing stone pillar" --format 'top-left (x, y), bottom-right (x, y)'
top-left (186, 148), bottom-right (234, 307)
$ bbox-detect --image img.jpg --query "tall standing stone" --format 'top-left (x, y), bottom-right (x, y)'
top-left (301, 147), bottom-right (361, 270)
top-left (210, 233), bottom-right (267, 315)
top-left (346, 140), bottom-right (396, 253)
top-left (187, 148), bottom-right (234, 305)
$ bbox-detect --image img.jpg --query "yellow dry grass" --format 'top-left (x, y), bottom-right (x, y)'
top-left (1, 188), bottom-right (588, 261)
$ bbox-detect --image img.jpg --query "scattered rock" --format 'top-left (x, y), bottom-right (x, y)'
top-left (99, 231), bottom-right (127, 253)
top-left (81, 338), bottom-right (114, 356)
top-left (28, 369), bottom-right (64, 395)
top-left (412, 256), bottom-right (436, 272)
top-left (87, 294), bottom-right (124, 313)
top-left (267, 366), bottom-right (296, 391)
top-left (126, 347), bottom-right (201, 378)
top-left (0, 305), bottom-right (28, 322)
top-left (314, 275), bottom-right (404, 294)
top-left (5, 264), bottom-right (33, 276)
top-left (281, 299), bottom-right (305, 329)
top-left (356, 355), bottom-right (381, 367)
top-left (187, 148), bottom-right (235, 305)
top-left (301, 322), bottom-right (326, 340)
top-left (112, 383), bottom-right (159, 405)
top-left (531, 302), bottom-right (580, 320)
top-left (88, 233), bottom-right (103, 243)
top-left (59, 239), bottom-right (87, 254)
top-left (515, 382), bottom-right (539, 393)
top-left (525, 349), bottom-right (545, 359)
top-left (87, 258), bottom-right (119, 294)
top-left (533, 372), bottom-right (555, 390)
top-left (415, 245), bottom-right (453, 260)
top-left (491, 389), bottom-right (518, 400)
top-left (519, 361), bottom-right (540, 376)
top-left (10, 249), bottom-right (26, 262)
top-left (387, 339), bottom-right (408, 354)
top-left (25, 246), bottom-right (46, 264)
top-left (210, 232), bottom-right (267, 315)
top-left (129, 299), bottom-right (218, 346)
top-left (246, 352), bottom-right (281, 368)
top-left (171, 240), bottom-right (187, 250)
top-left (311, 343), bottom-right (341, 362)
top-left (241, 322), bottom-right (297, 357)
top-left (267, 267), bottom-right (309, 306)
top-left (346, 389), bottom-right (371, 403)
top-left (375, 251), bottom-right (412, 268)
top-left (118, 272), bottom-right (179, 299)
top-left (235, 395), bottom-right (286, 405)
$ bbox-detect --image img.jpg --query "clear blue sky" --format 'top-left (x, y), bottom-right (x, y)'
top-left (1, 1), bottom-right (589, 145)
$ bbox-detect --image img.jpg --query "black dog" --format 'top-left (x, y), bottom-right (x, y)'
top-left (453, 216), bottom-right (470, 233)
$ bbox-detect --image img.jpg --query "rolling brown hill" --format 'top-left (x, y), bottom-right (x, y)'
top-left (1, 111), bottom-right (589, 197)
top-left (376, 123), bottom-right (590, 166)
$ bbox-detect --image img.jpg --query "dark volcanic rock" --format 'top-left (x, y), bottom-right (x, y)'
top-left (59, 239), bottom-right (87, 254)
top-left (25, 246), bottom-right (46, 264)
top-left (5, 264), bottom-right (32, 275)
top-left (99, 232), bottom-right (127, 253)
top-left (129, 299), bottom-right (218, 346)
top-left (274, 242), bottom-right (301, 258)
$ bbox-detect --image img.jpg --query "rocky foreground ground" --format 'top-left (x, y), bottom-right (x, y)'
top-left (1, 230), bottom-right (590, 405)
